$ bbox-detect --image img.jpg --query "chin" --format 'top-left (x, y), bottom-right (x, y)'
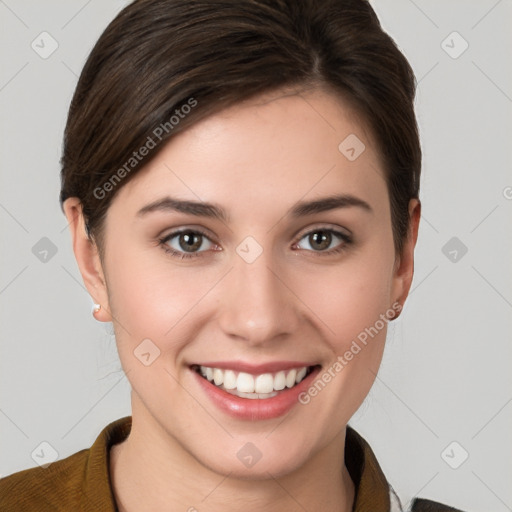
top-left (193, 438), bottom-right (313, 481)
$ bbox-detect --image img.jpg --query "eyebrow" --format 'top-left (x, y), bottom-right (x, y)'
top-left (136, 193), bottom-right (372, 222)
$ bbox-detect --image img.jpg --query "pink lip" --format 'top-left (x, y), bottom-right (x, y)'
top-left (191, 365), bottom-right (321, 420)
top-left (191, 360), bottom-right (317, 375)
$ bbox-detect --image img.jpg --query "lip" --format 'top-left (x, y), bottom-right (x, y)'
top-left (191, 364), bottom-right (321, 420)
top-left (191, 360), bottom-right (317, 375)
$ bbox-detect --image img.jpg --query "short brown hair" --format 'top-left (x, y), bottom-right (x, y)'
top-left (60, 0), bottom-right (421, 256)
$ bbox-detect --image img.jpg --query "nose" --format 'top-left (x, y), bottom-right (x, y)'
top-left (217, 247), bottom-right (299, 346)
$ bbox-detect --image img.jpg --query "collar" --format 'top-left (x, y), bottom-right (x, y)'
top-left (345, 425), bottom-right (391, 511)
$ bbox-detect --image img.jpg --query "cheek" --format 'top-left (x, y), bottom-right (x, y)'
top-left (293, 260), bottom-right (395, 424)
top-left (104, 246), bottom-right (218, 350)
top-left (295, 248), bottom-right (394, 350)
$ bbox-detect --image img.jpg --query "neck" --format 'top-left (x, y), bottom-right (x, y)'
top-left (110, 406), bottom-right (355, 512)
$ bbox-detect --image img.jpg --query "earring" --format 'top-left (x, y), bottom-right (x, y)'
top-left (92, 303), bottom-right (101, 316)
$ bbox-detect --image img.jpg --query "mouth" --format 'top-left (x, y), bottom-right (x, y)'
top-left (190, 364), bottom-right (321, 400)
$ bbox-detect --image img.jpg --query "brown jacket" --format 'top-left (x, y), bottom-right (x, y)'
top-left (0, 416), bottom-right (464, 511)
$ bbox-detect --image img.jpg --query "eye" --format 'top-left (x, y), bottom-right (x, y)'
top-left (294, 227), bottom-right (352, 255)
top-left (158, 226), bottom-right (352, 260)
top-left (159, 229), bottom-right (218, 259)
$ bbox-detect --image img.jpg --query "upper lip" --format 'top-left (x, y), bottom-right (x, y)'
top-left (191, 360), bottom-right (319, 375)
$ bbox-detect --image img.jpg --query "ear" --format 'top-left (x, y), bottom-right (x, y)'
top-left (63, 197), bottom-right (112, 322)
top-left (390, 198), bottom-right (421, 318)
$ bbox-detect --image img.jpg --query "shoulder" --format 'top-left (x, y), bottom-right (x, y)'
top-left (0, 416), bottom-right (131, 511)
top-left (0, 448), bottom-right (89, 510)
top-left (409, 497), bottom-right (466, 512)
top-left (390, 485), bottom-right (466, 511)
top-left (346, 426), bottom-right (467, 512)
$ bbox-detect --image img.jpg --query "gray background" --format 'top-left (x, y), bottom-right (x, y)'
top-left (1, 1), bottom-right (511, 510)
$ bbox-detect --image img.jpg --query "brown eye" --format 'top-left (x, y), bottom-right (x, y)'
top-left (295, 228), bottom-right (352, 255)
top-left (160, 229), bottom-right (215, 257)
top-left (308, 230), bottom-right (332, 251)
top-left (177, 232), bottom-right (203, 252)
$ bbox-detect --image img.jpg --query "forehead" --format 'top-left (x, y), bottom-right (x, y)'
top-left (112, 87), bottom-right (388, 219)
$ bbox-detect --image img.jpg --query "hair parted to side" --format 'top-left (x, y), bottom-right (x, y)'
top-left (60, 0), bottom-right (421, 257)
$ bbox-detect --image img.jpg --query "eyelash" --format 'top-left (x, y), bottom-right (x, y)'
top-left (158, 227), bottom-right (353, 260)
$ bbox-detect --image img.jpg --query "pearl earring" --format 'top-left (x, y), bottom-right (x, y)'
top-left (92, 303), bottom-right (101, 316)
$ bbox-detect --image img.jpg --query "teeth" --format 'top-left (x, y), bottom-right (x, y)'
top-left (224, 388), bottom-right (279, 399)
top-left (255, 373), bottom-right (274, 394)
top-left (237, 372), bottom-right (255, 393)
top-left (198, 365), bottom-right (312, 394)
top-left (296, 367), bottom-right (307, 382)
top-left (286, 369), bottom-right (297, 388)
top-left (213, 368), bottom-right (224, 386)
top-left (223, 370), bottom-right (237, 390)
top-left (274, 371), bottom-right (286, 391)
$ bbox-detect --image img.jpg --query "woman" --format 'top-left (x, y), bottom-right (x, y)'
top-left (0, 0), bottom-right (466, 510)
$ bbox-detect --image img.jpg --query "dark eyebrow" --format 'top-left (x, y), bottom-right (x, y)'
top-left (136, 193), bottom-right (372, 222)
top-left (137, 197), bottom-right (229, 222)
top-left (289, 194), bottom-right (372, 217)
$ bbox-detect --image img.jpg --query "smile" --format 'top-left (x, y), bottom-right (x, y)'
top-left (191, 364), bottom-right (318, 399)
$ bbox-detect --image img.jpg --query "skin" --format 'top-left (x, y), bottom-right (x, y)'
top-left (64, 86), bottom-right (420, 512)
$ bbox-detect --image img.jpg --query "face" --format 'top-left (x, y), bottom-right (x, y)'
top-left (67, 86), bottom-right (418, 479)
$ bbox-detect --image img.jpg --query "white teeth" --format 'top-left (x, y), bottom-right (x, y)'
top-left (236, 372), bottom-right (255, 393)
top-left (223, 370), bottom-right (237, 390)
top-left (255, 373), bottom-right (274, 394)
top-left (241, 392), bottom-right (259, 399)
top-left (295, 367), bottom-right (307, 383)
top-left (213, 368), bottom-right (224, 386)
top-left (274, 371), bottom-right (286, 391)
top-left (286, 369), bottom-right (297, 388)
top-left (197, 365), bottom-right (312, 395)
top-left (225, 388), bottom-right (279, 399)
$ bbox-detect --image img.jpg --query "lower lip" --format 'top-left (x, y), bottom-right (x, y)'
top-left (191, 366), bottom-right (321, 420)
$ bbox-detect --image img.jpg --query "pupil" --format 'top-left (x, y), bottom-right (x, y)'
top-left (311, 231), bottom-right (331, 250)
top-left (180, 232), bottom-right (201, 252)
